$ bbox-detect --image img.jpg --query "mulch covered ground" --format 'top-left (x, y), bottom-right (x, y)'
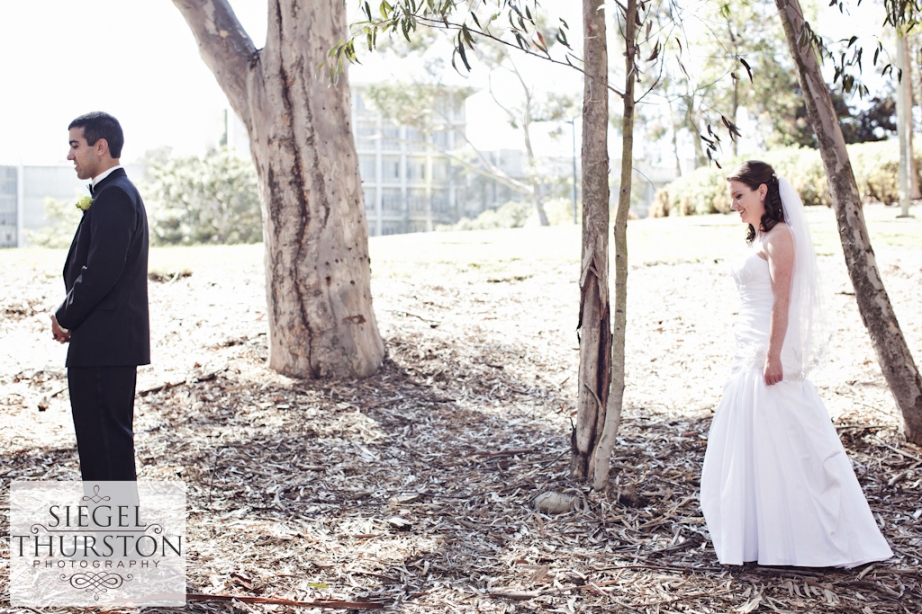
top-left (1, 230), bottom-right (921, 613)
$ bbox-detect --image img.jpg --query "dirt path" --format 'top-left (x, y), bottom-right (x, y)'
top-left (1, 235), bottom-right (920, 612)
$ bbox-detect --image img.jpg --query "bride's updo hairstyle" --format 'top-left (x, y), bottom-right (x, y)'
top-left (726, 160), bottom-right (785, 244)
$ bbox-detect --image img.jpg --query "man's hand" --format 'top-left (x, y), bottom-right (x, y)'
top-left (50, 315), bottom-right (70, 344)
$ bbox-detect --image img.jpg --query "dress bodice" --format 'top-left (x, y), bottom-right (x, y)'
top-left (729, 243), bottom-right (803, 379)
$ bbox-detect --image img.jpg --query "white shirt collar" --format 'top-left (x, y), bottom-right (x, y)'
top-left (92, 165), bottom-right (123, 186)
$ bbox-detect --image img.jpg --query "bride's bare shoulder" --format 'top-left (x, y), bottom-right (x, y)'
top-left (764, 222), bottom-right (793, 243)
top-left (762, 223), bottom-right (794, 257)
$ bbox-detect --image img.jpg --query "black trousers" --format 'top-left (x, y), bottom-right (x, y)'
top-left (67, 366), bottom-right (138, 481)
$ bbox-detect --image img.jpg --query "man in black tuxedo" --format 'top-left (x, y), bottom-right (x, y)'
top-left (50, 112), bottom-right (150, 481)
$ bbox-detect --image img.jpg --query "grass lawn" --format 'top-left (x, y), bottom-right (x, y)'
top-left (1, 202), bottom-right (918, 277)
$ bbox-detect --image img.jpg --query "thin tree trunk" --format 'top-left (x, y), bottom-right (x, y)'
top-left (510, 62), bottom-right (550, 226)
top-left (173, 0), bottom-right (385, 379)
top-left (425, 136), bottom-right (434, 231)
top-left (897, 31), bottom-right (913, 213)
top-left (523, 124), bottom-right (550, 226)
top-left (728, 20), bottom-right (739, 158)
top-left (592, 0), bottom-right (636, 491)
top-left (683, 93), bottom-right (706, 169)
top-left (913, 34), bottom-right (921, 200)
top-left (668, 98), bottom-right (682, 178)
top-left (776, 0), bottom-right (922, 445)
top-left (572, 0), bottom-right (611, 481)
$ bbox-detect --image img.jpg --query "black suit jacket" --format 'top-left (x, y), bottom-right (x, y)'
top-left (56, 168), bottom-right (151, 367)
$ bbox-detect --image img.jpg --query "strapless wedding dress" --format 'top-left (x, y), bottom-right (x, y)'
top-left (700, 245), bottom-right (892, 567)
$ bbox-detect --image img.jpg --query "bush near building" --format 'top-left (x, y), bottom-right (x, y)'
top-left (651, 141), bottom-right (920, 217)
top-left (145, 147), bottom-right (262, 246)
top-left (26, 196), bottom-right (84, 249)
top-left (441, 198), bottom-right (579, 231)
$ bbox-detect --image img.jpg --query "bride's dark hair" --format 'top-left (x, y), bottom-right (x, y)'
top-left (726, 160), bottom-right (785, 244)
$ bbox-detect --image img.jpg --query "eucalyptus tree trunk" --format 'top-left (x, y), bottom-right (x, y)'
top-left (173, 0), bottom-right (385, 379)
top-left (776, 0), bottom-right (922, 445)
top-left (683, 93), bottom-right (706, 169)
top-left (571, 0), bottom-right (611, 481)
top-left (508, 61), bottom-right (550, 226)
top-left (897, 31), bottom-right (913, 214)
top-left (591, 0), bottom-right (637, 491)
top-left (897, 32), bottom-right (920, 206)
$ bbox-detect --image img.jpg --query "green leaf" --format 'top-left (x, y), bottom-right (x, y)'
top-left (309, 583), bottom-right (330, 589)
top-left (461, 23), bottom-right (474, 46)
top-left (740, 58), bottom-right (752, 82)
top-left (456, 37), bottom-right (471, 71)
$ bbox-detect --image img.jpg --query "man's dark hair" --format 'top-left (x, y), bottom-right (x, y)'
top-left (69, 112), bottom-right (124, 159)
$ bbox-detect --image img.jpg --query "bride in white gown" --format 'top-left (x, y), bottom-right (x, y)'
top-left (700, 160), bottom-right (892, 567)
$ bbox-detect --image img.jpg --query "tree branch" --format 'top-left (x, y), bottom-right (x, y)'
top-left (354, 14), bottom-right (624, 98)
top-left (171, 0), bottom-right (259, 130)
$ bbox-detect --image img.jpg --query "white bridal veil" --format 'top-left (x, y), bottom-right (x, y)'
top-left (777, 176), bottom-right (831, 375)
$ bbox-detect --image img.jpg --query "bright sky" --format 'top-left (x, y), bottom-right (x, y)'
top-left (0, 1), bottom-right (892, 166)
top-left (0, 1), bottom-right (266, 165)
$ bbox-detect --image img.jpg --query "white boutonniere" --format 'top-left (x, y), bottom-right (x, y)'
top-left (76, 196), bottom-right (93, 211)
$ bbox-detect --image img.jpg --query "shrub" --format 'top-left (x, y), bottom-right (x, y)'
top-left (143, 147), bottom-right (262, 245)
top-left (652, 141), bottom-right (917, 217)
top-left (26, 196), bottom-right (84, 248)
top-left (543, 197), bottom-right (579, 225)
top-left (444, 200), bottom-right (533, 231)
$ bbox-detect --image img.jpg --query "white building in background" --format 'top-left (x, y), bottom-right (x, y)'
top-left (0, 164), bottom-right (144, 248)
top-left (350, 85), bottom-right (469, 236)
top-left (219, 85), bottom-right (519, 236)
top-left (2, 84), bottom-right (680, 248)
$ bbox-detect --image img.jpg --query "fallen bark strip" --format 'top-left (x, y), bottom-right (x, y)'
top-left (139, 380), bottom-right (187, 397)
top-left (488, 590), bottom-right (541, 601)
top-left (185, 593), bottom-right (387, 609)
top-left (590, 562), bottom-right (725, 574)
top-left (474, 448), bottom-right (533, 457)
top-left (871, 437), bottom-right (922, 463)
top-left (385, 309), bottom-right (441, 325)
top-left (138, 368), bottom-right (228, 397)
top-left (355, 396), bottom-right (404, 411)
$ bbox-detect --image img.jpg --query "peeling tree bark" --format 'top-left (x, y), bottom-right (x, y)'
top-left (776, 0), bottom-right (922, 445)
top-left (571, 0), bottom-right (611, 481)
top-left (592, 0), bottom-right (636, 491)
top-left (172, 0), bottom-right (385, 379)
top-left (897, 32), bottom-right (919, 209)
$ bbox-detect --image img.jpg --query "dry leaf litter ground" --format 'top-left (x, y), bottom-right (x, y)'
top-left (1, 206), bottom-right (921, 613)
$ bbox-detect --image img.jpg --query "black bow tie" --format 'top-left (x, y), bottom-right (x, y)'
top-left (87, 183), bottom-right (95, 196)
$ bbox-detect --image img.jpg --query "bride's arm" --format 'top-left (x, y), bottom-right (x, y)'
top-left (763, 226), bottom-right (795, 385)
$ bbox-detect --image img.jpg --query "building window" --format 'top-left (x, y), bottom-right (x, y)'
top-left (363, 187), bottom-right (376, 211)
top-left (381, 156), bottom-right (400, 182)
top-left (406, 128), bottom-right (427, 152)
top-left (354, 123), bottom-right (377, 150)
top-left (432, 159), bottom-right (449, 181)
top-left (382, 188), bottom-right (403, 213)
top-left (408, 188), bottom-right (427, 213)
top-left (359, 155), bottom-right (376, 181)
top-left (382, 220), bottom-right (404, 235)
top-left (382, 125), bottom-right (401, 151)
top-left (433, 189), bottom-right (450, 215)
top-left (406, 157), bottom-right (426, 182)
top-left (432, 131), bottom-right (451, 149)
